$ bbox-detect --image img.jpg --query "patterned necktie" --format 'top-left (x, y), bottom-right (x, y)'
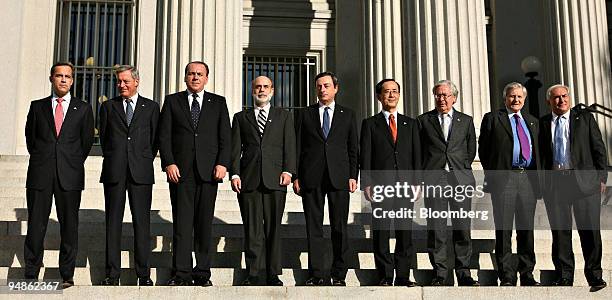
top-left (125, 98), bottom-right (133, 126)
top-left (389, 114), bottom-right (397, 143)
top-left (513, 114), bottom-right (530, 162)
top-left (191, 94), bottom-right (200, 128)
top-left (257, 108), bottom-right (267, 137)
top-left (554, 115), bottom-right (567, 168)
top-left (55, 98), bottom-right (64, 137)
top-left (322, 107), bottom-right (330, 139)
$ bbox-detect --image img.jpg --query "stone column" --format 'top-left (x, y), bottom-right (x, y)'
top-left (154, 0), bottom-right (243, 115)
top-left (550, 0), bottom-right (612, 162)
top-left (403, 0), bottom-right (491, 125)
top-left (363, 0), bottom-right (406, 116)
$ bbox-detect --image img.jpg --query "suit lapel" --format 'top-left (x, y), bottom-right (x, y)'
top-left (447, 112), bottom-right (464, 144)
top-left (569, 109), bottom-right (577, 157)
top-left (43, 97), bottom-right (57, 138)
top-left (246, 108), bottom-right (259, 132)
top-left (58, 99), bottom-right (81, 138)
top-left (262, 107), bottom-right (278, 140)
top-left (375, 113), bottom-right (395, 147)
top-left (498, 109), bottom-right (513, 138)
top-left (129, 96), bottom-right (147, 126)
top-left (178, 91), bottom-right (194, 131)
top-left (310, 104), bottom-right (325, 139)
top-left (111, 98), bottom-right (128, 127)
top-left (428, 111), bottom-right (445, 142)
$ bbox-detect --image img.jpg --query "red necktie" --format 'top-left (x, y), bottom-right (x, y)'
top-left (55, 98), bottom-right (64, 137)
top-left (389, 114), bottom-right (397, 143)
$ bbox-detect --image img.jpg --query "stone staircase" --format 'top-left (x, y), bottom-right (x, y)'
top-left (0, 155), bottom-right (611, 298)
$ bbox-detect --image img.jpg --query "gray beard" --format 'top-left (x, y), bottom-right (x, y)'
top-left (253, 94), bottom-right (272, 107)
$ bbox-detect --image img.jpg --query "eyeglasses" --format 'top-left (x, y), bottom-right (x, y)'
top-left (434, 93), bottom-right (453, 99)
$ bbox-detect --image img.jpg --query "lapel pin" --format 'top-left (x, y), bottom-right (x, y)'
top-left (207, 99), bottom-right (211, 102)
top-left (457, 118), bottom-right (461, 122)
top-left (403, 122), bottom-right (407, 125)
top-left (268, 119), bottom-right (272, 123)
top-left (73, 107), bottom-right (77, 110)
top-left (340, 110), bottom-right (343, 113)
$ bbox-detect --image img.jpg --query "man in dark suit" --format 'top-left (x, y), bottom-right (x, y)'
top-left (158, 61), bottom-right (231, 286)
top-left (230, 75), bottom-right (296, 286)
top-left (539, 84), bottom-right (607, 289)
top-left (293, 72), bottom-right (359, 286)
top-left (360, 79), bottom-right (420, 287)
top-left (24, 62), bottom-right (94, 288)
top-left (479, 82), bottom-right (541, 286)
top-left (98, 65), bottom-right (158, 286)
top-left (417, 80), bottom-right (479, 286)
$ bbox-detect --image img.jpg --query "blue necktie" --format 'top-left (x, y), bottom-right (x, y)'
top-left (554, 116), bottom-right (567, 168)
top-left (322, 107), bottom-right (330, 139)
top-left (125, 99), bottom-right (133, 126)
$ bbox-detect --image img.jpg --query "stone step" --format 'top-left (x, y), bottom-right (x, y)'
top-left (2, 247), bottom-right (612, 271)
top-left (0, 267), bottom-right (610, 288)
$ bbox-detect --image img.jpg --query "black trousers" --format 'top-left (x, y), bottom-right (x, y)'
top-left (301, 170), bottom-right (350, 279)
top-left (169, 167), bottom-right (218, 280)
top-left (490, 171), bottom-right (537, 283)
top-left (425, 173), bottom-right (472, 281)
top-left (238, 184), bottom-right (286, 277)
top-left (103, 170), bottom-right (152, 279)
top-left (24, 163), bottom-right (82, 280)
top-left (371, 198), bottom-right (414, 281)
top-left (544, 172), bottom-right (603, 283)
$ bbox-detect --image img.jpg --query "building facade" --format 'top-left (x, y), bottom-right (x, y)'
top-left (2, 0), bottom-right (612, 162)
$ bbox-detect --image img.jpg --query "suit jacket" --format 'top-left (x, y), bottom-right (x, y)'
top-left (158, 90), bottom-right (231, 182)
top-left (479, 108), bottom-right (540, 195)
top-left (25, 96), bottom-right (94, 191)
top-left (230, 107), bottom-right (296, 192)
top-left (539, 108), bottom-right (608, 195)
top-left (295, 103), bottom-right (359, 190)
top-left (360, 112), bottom-right (421, 187)
top-left (417, 109), bottom-right (476, 185)
top-left (99, 95), bottom-right (160, 184)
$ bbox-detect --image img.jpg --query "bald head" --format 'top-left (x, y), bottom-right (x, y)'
top-left (252, 76), bottom-right (274, 107)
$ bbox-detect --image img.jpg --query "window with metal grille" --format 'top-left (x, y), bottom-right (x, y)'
top-left (54, 0), bottom-right (136, 144)
top-left (242, 55), bottom-right (317, 110)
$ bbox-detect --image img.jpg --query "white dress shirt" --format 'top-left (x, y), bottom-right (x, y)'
top-left (318, 100), bottom-right (336, 128)
top-left (51, 92), bottom-right (72, 122)
top-left (122, 93), bottom-right (139, 113)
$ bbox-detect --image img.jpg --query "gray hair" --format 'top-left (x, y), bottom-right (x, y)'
top-left (432, 80), bottom-right (459, 97)
top-left (502, 82), bottom-right (527, 98)
top-left (114, 65), bottom-right (139, 80)
top-left (546, 84), bottom-right (570, 99)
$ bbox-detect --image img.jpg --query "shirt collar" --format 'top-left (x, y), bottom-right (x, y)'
top-left (437, 107), bottom-right (454, 118)
top-left (187, 90), bottom-right (205, 100)
top-left (255, 102), bottom-right (271, 113)
top-left (124, 93), bottom-right (138, 103)
top-left (506, 108), bottom-right (523, 119)
top-left (552, 110), bottom-right (571, 120)
top-left (52, 92), bottom-right (71, 103)
top-left (382, 110), bottom-right (398, 120)
top-left (318, 100), bottom-right (335, 111)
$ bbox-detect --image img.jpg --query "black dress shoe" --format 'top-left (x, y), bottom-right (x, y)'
top-left (458, 277), bottom-right (480, 286)
top-left (379, 278), bottom-right (394, 286)
top-left (99, 277), bottom-right (119, 286)
top-left (395, 278), bottom-right (417, 287)
top-left (138, 277), bottom-right (154, 286)
top-left (520, 277), bottom-right (541, 286)
top-left (551, 278), bottom-right (573, 286)
top-left (167, 277), bottom-right (192, 286)
top-left (305, 277), bottom-right (328, 286)
top-left (241, 276), bottom-right (258, 286)
top-left (61, 279), bottom-right (74, 289)
top-left (331, 278), bottom-right (346, 286)
top-left (193, 277), bottom-right (213, 287)
top-left (589, 279), bottom-right (606, 289)
top-left (430, 277), bottom-right (445, 286)
top-left (500, 280), bottom-right (515, 286)
top-left (266, 275), bottom-right (283, 286)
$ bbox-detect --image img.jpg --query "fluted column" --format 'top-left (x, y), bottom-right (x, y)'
top-left (363, 0), bottom-right (405, 116)
top-left (154, 0), bottom-right (243, 115)
top-left (403, 0), bottom-right (490, 125)
top-left (550, 0), bottom-right (612, 162)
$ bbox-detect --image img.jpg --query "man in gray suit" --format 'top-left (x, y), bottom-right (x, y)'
top-left (230, 75), bottom-right (296, 286)
top-left (417, 80), bottom-right (478, 286)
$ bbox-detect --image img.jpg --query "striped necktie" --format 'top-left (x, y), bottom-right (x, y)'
top-left (257, 108), bottom-right (267, 137)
